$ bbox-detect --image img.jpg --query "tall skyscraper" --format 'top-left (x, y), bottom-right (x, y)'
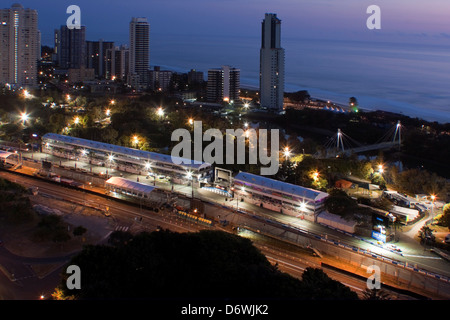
top-left (207, 66), bottom-right (240, 103)
top-left (259, 13), bottom-right (285, 112)
top-left (55, 25), bottom-right (86, 69)
top-left (129, 17), bottom-right (149, 89)
top-left (0, 3), bottom-right (39, 87)
top-left (86, 39), bottom-right (114, 79)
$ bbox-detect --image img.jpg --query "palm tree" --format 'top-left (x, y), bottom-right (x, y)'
top-left (362, 288), bottom-right (391, 300)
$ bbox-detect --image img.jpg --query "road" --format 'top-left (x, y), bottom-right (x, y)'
top-left (1, 169), bottom-right (449, 299)
top-left (240, 230), bottom-right (419, 300)
top-left (0, 171), bottom-right (211, 300)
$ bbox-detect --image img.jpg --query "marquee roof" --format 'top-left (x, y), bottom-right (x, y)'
top-left (234, 171), bottom-right (328, 202)
top-left (42, 133), bottom-right (211, 171)
top-left (106, 177), bottom-right (156, 195)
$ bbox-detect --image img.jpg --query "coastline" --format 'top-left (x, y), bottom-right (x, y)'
top-left (239, 81), bottom-right (450, 124)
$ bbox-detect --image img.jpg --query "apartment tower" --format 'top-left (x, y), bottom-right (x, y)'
top-left (259, 13), bottom-right (285, 112)
top-left (129, 17), bottom-right (149, 89)
top-left (0, 3), bottom-right (39, 87)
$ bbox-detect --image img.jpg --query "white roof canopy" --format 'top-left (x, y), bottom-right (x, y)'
top-left (106, 177), bottom-right (156, 195)
top-left (234, 171), bottom-right (328, 202)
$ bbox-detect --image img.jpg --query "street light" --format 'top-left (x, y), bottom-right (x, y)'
top-left (105, 109), bottom-right (111, 117)
top-left (188, 118), bottom-right (194, 126)
top-left (431, 195), bottom-right (436, 222)
top-left (300, 201), bottom-right (307, 212)
top-left (378, 164), bottom-right (384, 174)
top-left (157, 107), bottom-right (164, 118)
top-left (132, 135), bottom-right (139, 147)
top-left (23, 90), bottom-right (31, 99)
top-left (19, 112), bottom-right (29, 124)
top-left (312, 171), bottom-right (319, 182)
top-left (283, 147), bottom-right (291, 161)
top-left (74, 116), bottom-right (80, 125)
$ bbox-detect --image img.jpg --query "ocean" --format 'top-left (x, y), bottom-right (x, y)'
top-left (149, 33), bottom-right (450, 123)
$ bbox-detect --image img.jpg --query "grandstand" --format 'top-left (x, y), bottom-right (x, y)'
top-left (41, 133), bottom-right (212, 183)
top-left (233, 172), bottom-right (328, 221)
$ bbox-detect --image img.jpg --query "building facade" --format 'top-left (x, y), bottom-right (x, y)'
top-left (129, 17), bottom-right (149, 89)
top-left (259, 13), bottom-right (285, 112)
top-left (207, 65), bottom-right (240, 103)
top-left (55, 25), bottom-right (86, 70)
top-left (68, 67), bottom-right (95, 83)
top-left (0, 3), bottom-right (39, 87)
top-left (233, 172), bottom-right (328, 220)
top-left (187, 69), bottom-right (204, 84)
top-left (106, 45), bottom-right (129, 81)
top-left (148, 66), bottom-right (173, 91)
top-left (86, 39), bottom-right (114, 79)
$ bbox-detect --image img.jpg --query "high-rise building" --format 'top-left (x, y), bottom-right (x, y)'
top-left (187, 69), bottom-right (204, 84)
top-left (149, 66), bottom-right (173, 91)
top-left (86, 39), bottom-right (114, 79)
top-left (207, 66), bottom-right (240, 103)
top-left (129, 17), bottom-right (149, 89)
top-left (55, 25), bottom-right (86, 69)
top-left (0, 3), bottom-right (39, 87)
top-left (259, 13), bottom-right (285, 112)
top-left (106, 45), bottom-right (129, 81)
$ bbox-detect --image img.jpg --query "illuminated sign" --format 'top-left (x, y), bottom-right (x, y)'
top-left (372, 231), bottom-right (386, 243)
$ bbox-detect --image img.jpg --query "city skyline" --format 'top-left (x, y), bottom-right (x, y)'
top-left (6, 0), bottom-right (450, 46)
top-left (1, 2), bottom-right (449, 121)
top-left (0, 1), bottom-right (449, 305)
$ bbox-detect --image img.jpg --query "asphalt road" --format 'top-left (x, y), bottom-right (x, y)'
top-left (21, 151), bottom-right (448, 266)
top-left (0, 171), bottom-right (211, 300)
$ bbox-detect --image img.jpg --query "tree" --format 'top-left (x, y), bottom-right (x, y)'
top-left (107, 230), bottom-right (134, 247)
top-left (362, 288), bottom-right (391, 300)
top-left (419, 225), bottom-right (435, 244)
top-left (73, 225), bottom-right (87, 237)
top-left (438, 204), bottom-right (450, 229)
top-left (33, 214), bottom-right (71, 243)
top-left (301, 267), bottom-right (358, 300)
top-left (324, 188), bottom-right (358, 219)
top-left (55, 230), bottom-right (359, 300)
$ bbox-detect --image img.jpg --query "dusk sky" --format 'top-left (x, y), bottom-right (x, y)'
top-left (7, 0), bottom-right (450, 46)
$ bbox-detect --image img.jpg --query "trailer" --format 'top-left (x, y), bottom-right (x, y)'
top-left (317, 211), bottom-right (357, 234)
